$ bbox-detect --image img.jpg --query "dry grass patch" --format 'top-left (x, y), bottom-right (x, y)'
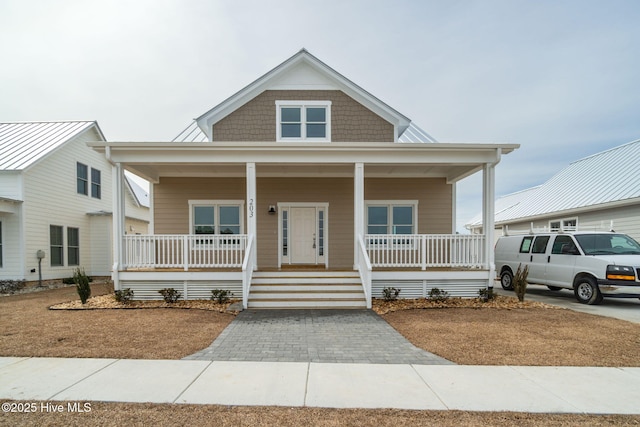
top-left (0, 284), bottom-right (234, 359)
top-left (383, 305), bottom-right (640, 366)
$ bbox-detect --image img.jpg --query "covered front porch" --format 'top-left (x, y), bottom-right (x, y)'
top-left (90, 140), bottom-right (516, 309)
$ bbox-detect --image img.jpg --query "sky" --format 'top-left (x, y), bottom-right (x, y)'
top-left (1, 0), bottom-right (639, 232)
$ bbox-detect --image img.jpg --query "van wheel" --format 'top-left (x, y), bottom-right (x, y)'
top-left (547, 286), bottom-right (562, 291)
top-left (500, 270), bottom-right (514, 290)
top-left (574, 277), bottom-right (603, 305)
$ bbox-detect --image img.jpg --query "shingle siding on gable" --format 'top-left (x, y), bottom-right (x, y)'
top-left (212, 90), bottom-right (394, 142)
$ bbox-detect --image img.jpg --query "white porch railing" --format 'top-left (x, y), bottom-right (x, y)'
top-left (242, 235), bottom-right (256, 309)
top-left (123, 234), bottom-right (249, 270)
top-left (356, 235), bottom-right (372, 309)
top-left (365, 234), bottom-right (486, 269)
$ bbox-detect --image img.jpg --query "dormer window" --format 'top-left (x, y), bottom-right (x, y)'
top-left (276, 101), bottom-right (331, 142)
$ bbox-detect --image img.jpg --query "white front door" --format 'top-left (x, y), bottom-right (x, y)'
top-left (290, 207), bottom-right (317, 264)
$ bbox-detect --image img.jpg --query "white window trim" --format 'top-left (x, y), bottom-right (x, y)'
top-left (549, 218), bottom-right (578, 232)
top-left (188, 200), bottom-right (245, 235)
top-left (365, 200), bottom-right (419, 235)
top-left (276, 100), bottom-right (332, 142)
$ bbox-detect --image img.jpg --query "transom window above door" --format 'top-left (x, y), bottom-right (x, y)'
top-left (276, 101), bottom-right (331, 142)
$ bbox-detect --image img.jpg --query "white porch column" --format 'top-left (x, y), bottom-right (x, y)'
top-left (112, 163), bottom-right (125, 290)
top-left (482, 161), bottom-right (497, 288)
top-left (354, 162), bottom-right (365, 269)
top-left (246, 162), bottom-right (257, 267)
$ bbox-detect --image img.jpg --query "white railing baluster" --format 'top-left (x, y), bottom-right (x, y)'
top-left (122, 234), bottom-right (248, 269)
top-left (365, 234), bottom-right (486, 269)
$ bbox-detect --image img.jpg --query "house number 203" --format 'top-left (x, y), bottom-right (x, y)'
top-left (249, 198), bottom-right (254, 218)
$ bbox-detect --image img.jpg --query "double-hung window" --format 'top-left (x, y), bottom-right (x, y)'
top-left (189, 201), bottom-right (244, 245)
top-left (50, 225), bottom-right (64, 267)
top-left (276, 101), bottom-right (331, 142)
top-left (68, 227), bottom-right (80, 266)
top-left (77, 163), bottom-right (88, 195)
top-left (91, 168), bottom-right (101, 199)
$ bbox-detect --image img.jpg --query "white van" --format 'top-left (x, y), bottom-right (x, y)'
top-left (495, 231), bottom-right (640, 304)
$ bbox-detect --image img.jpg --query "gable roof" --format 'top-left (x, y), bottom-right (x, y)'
top-left (194, 49), bottom-right (413, 141)
top-left (466, 139), bottom-right (640, 228)
top-left (0, 121), bottom-right (105, 171)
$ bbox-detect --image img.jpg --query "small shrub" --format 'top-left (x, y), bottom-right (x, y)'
top-left (114, 288), bottom-right (134, 304)
top-left (73, 267), bottom-right (91, 304)
top-left (478, 287), bottom-right (496, 302)
top-left (158, 288), bottom-right (181, 303)
top-left (211, 289), bottom-right (233, 304)
top-left (381, 287), bottom-right (401, 301)
top-left (513, 263), bottom-right (529, 302)
top-left (0, 280), bottom-right (26, 294)
top-left (428, 287), bottom-right (450, 302)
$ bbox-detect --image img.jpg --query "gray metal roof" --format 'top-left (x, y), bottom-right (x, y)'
top-left (467, 139), bottom-right (640, 228)
top-left (172, 120), bottom-right (437, 143)
top-left (0, 121), bottom-right (102, 170)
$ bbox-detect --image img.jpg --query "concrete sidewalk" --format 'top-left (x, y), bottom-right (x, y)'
top-left (1, 357), bottom-right (639, 414)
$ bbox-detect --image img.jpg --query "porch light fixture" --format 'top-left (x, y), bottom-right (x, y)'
top-left (268, 206), bottom-right (276, 214)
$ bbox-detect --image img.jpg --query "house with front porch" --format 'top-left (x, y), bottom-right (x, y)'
top-left (89, 49), bottom-right (518, 309)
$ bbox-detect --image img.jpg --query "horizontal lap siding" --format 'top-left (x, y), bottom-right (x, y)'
top-left (257, 178), bottom-right (353, 269)
top-left (154, 177), bottom-right (246, 234)
top-left (365, 178), bottom-right (453, 234)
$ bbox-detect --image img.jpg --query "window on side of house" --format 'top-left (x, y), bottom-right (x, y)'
top-left (50, 225), bottom-right (64, 267)
top-left (366, 202), bottom-right (417, 235)
top-left (91, 168), bottom-right (101, 199)
top-left (276, 101), bottom-right (331, 142)
top-left (550, 218), bottom-right (577, 232)
top-left (77, 163), bottom-right (88, 195)
top-left (68, 227), bottom-right (79, 266)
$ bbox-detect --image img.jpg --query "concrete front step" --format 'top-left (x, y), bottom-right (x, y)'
top-left (248, 271), bottom-right (365, 309)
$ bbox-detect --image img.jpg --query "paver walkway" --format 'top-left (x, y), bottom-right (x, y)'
top-left (184, 309), bottom-right (453, 365)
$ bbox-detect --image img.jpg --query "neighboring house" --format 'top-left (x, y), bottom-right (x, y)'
top-left (0, 121), bottom-right (149, 281)
top-left (90, 49), bottom-right (518, 308)
top-left (466, 139), bottom-right (640, 242)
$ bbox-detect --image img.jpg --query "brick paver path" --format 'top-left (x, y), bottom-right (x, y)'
top-left (184, 309), bottom-right (453, 365)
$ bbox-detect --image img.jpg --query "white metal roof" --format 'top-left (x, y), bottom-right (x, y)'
top-left (0, 121), bottom-right (103, 170)
top-left (124, 174), bottom-right (150, 208)
top-left (467, 139), bottom-right (640, 228)
top-left (172, 120), bottom-right (437, 143)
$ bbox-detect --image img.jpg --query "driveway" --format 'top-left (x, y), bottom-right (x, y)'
top-left (184, 309), bottom-right (453, 365)
top-left (494, 282), bottom-right (640, 324)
